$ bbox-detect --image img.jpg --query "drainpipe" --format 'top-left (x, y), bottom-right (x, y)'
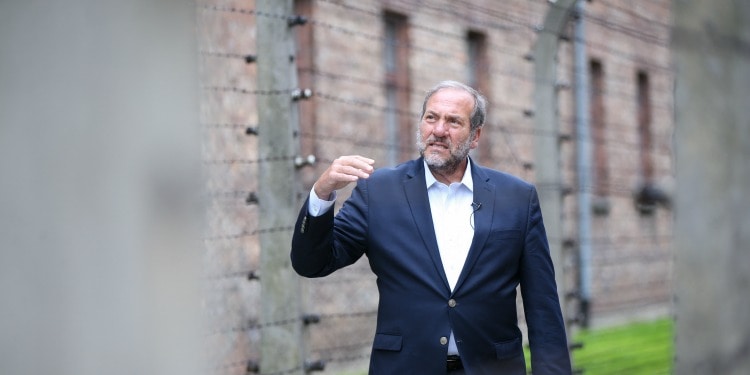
top-left (573, 0), bottom-right (592, 328)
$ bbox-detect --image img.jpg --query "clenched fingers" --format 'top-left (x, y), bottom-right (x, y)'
top-left (314, 155), bottom-right (375, 198)
top-left (331, 155), bottom-right (375, 179)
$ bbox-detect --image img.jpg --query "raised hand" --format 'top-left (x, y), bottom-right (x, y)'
top-left (313, 155), bottom-right (375, 199)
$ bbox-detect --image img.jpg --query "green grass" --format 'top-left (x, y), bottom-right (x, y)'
top-left (526, 318), bottom-right (673, 374)
top-left (342, 318), bottom-right (673, 375)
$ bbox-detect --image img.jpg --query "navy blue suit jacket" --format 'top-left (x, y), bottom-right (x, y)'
top-left (291, 158), bottom-right (571, 374)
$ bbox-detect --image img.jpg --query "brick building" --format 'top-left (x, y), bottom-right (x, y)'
top-left (200, 0), bottom-right (674, 372)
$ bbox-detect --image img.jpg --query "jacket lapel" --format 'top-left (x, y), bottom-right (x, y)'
top-left (403, 159), bottom-right (451, 291)
top-left (453, 162), bottom-right (495, 294)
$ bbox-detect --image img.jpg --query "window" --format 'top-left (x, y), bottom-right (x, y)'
top-left (384, 12), bottom-right (410, 165)
top-left (467, 31), bottom-right (488, 90)
top-left (590, 59), bottom-right (608, 197)
top-left (633, 69), bottom-right (667, 214)
top-left (467, 30), bottom-right (491, 164)
top-left (637, 70), bottom-right (653, 184)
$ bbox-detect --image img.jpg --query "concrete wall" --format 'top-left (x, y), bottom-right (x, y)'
top-left (672, 0), bottom-right (750, 373)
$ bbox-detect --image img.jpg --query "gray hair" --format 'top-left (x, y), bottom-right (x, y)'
top-left (420, 80), bottom-right (487, 131)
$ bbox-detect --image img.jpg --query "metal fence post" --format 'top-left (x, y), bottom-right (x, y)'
top-left (533, 0), bottom-right (578, 357)
top-left (257, 0), bottom-right (305, 373)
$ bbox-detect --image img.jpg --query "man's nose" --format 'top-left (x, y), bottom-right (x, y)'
top-left (433, 120), bottom-right (448, 136)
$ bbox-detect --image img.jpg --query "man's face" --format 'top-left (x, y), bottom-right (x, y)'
top-left (417, 88), bottom-right (481, 173)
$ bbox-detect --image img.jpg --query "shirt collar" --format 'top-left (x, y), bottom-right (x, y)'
top-left (424, 158), bottom-right (474, 192)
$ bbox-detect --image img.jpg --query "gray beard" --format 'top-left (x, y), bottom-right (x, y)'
top-left (417, 134), bottom-right (472, 176)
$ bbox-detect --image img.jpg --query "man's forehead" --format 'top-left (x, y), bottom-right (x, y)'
top-left (426, 89), bottom-right (473, 114)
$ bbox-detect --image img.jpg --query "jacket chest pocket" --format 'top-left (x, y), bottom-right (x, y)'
top-left (477, 229), bottom-right (523, 266)
top-left (485, 229), bottom-right (522, 248)
top-left (488, 229), bottom-right (521, 241)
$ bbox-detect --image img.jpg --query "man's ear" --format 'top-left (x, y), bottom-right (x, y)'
top-left (470, 127), bottom-right (482, 148)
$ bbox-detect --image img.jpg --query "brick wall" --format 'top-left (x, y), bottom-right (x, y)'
top-left (574, 0), bottom-right (674, 326)
top-left (199, 0), bottom-right (674, 372)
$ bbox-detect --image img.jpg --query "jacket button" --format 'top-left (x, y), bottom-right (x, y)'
top-left (440, 336), bottom-right (448, 345)
top-left (448, 299), bottom-right (456, 308)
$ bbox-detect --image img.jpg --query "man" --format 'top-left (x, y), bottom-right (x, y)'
top-left (291, 81), bottom-right (572, 374)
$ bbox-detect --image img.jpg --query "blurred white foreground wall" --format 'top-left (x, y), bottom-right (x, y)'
top-left (672, 0), bottom-right (750, 373)
top-left (0, 1), bottom-right (202, 374)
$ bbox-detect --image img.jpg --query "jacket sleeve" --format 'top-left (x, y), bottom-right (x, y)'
top-left (519, 186), bottom-right (573, 375)
top-left (290, 180), bottom-right (369, 278)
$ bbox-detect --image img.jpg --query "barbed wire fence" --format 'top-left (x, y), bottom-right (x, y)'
top-left (198, 0), bottom-right (674, 374)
